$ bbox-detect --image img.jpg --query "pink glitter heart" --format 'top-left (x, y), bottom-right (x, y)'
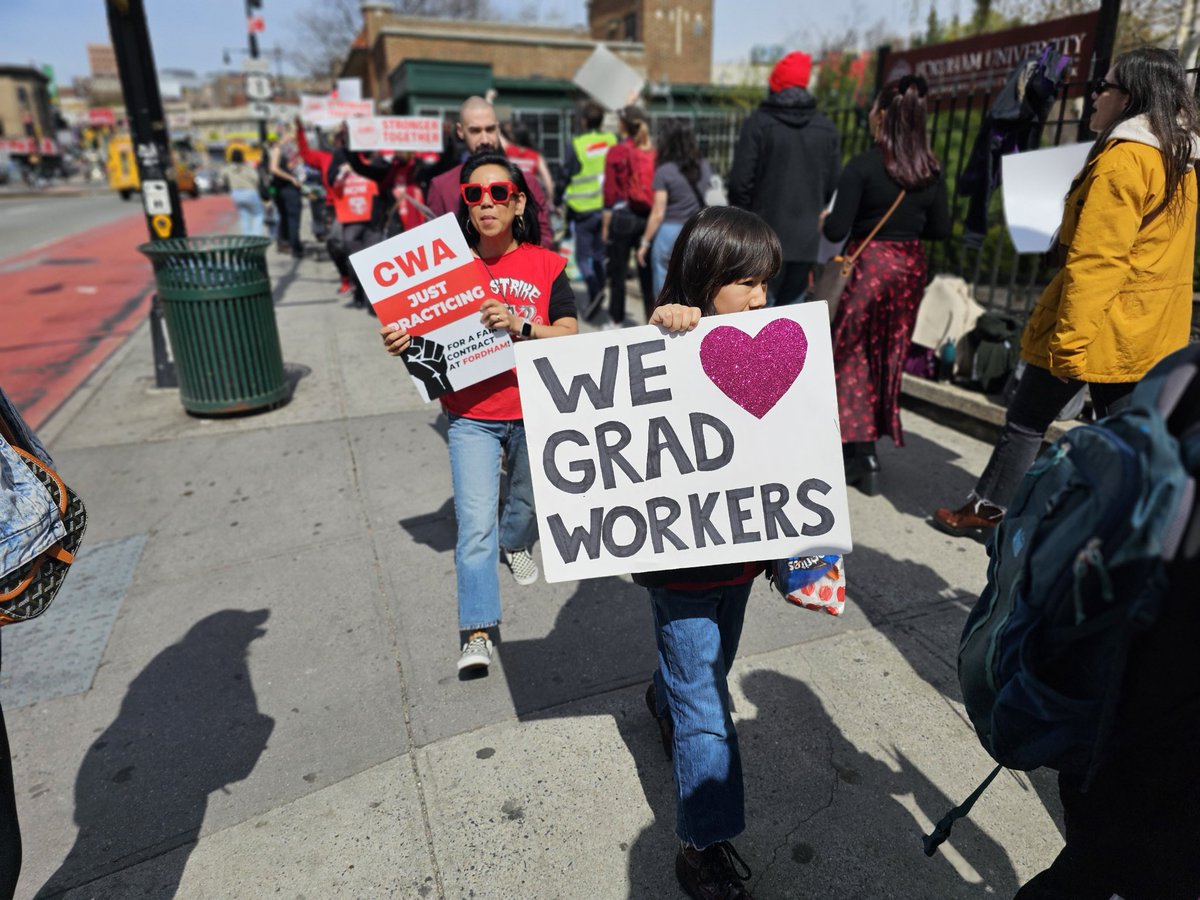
top-left (699, 319), bottom-right (808, 419)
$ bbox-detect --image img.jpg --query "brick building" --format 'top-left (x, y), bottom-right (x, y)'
top-left (342, 0), bottom-right (713, 108)
top-left (588, 0), bottom-right (713, 85)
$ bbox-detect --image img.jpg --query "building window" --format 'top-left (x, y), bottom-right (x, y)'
top-left (623, 13), bottom-right (638, 41)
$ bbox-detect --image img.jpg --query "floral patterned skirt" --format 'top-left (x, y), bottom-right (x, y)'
top-left (831, 239), bottom-right (928, 447)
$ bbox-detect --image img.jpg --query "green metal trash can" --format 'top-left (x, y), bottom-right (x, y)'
top-left (139, 235), bottom-right (287, 415)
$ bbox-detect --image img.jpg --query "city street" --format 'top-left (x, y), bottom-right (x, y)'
top-left (0, 226), bottom-right (1067, 898)
top-left (0, 192), bottom-right (234, 431)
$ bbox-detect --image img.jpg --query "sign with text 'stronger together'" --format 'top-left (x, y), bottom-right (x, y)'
top-left (348, 116), bottom-right (443, 153)
top-left (349, 215), bottom-right (513, 403)
top-left (515, 304), bottom-right (852, 582)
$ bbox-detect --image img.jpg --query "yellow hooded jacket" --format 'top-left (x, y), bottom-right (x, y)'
top-left (1020, 116), bottom-right (1199, 383)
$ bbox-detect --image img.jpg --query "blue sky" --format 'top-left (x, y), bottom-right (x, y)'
top-left (0, 0), bottom-right (938, 82)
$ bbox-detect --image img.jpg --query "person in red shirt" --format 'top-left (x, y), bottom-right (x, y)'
top-left (426, 97), bottom-right (553, 248)
top-left (602, 105), bottom-right (656, 327)
top-left (501, 121), bottom-right (555, 210)
top-left (380, 151), bottom-right (578, 675)
top-left (295, 118), bottom-right (355, 294)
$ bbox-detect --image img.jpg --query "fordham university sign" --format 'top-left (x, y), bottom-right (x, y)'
top-left (882, 12), bottom-right (1101, 97)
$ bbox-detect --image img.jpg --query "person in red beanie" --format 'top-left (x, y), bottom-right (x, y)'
top-left (729, 50), bottom-right (841, 306)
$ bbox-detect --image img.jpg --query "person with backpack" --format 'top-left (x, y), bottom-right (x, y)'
top-left (928, 343), bottom-right (1200, 899)
top-left (601, 105), bottom-right (656, 328)
top-left (934, 47), bottom-right (1200, 540)
top-left (728, 50), bottom-right (841, 306)
top-left (636, 120), bottom-right (712, 302)
top-left (820, 75), bottom-right (950, 496)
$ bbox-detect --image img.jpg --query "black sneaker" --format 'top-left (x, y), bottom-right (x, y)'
top-left (645, 682), bottom-right (674, 761)
top-left (676, 842), bottom-right (753, 899)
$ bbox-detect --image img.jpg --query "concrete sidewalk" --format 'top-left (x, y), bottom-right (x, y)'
top-left (3, 249), bottom-right (1066, 899)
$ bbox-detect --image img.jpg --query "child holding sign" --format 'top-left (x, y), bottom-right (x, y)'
top-left (639, 207), bottom-right (781, 900)
top-left (381, 151), bottom-right (578, 675)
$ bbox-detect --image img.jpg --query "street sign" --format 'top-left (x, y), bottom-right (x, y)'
top-left (246, 73), bottom-right (272, 101)
top-left (249, 101), bottom-right (271, 120)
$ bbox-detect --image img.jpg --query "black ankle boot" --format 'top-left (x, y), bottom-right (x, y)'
top-left (844, 443), bottom-right (881, 497)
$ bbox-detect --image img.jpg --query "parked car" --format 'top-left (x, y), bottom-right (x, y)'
top-left (193, 167), bottom-right (229, 194)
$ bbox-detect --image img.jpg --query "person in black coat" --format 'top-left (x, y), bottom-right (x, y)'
top-left (728, 51), bottom-right (841, 306)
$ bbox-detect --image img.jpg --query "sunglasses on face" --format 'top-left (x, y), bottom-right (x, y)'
top-left (1089, 78), bottom-right (1126, 96)
top-left (460, 181), bottom-right (518, 205)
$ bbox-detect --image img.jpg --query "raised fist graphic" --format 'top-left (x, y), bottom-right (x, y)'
top-left (403, 334), bottom-right (452, 399)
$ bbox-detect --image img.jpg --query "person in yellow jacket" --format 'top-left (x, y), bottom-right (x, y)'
top-left (935, 47), bottom-right (1200, 540)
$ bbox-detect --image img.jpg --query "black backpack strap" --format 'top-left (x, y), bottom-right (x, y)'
top-left (922, 764), bottom-right (1003, 857)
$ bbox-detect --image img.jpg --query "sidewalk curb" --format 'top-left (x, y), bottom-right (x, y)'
top-left (900, 373), bottom-right (1077, 444)
top-left (37, 316), bottom-right (156, 448)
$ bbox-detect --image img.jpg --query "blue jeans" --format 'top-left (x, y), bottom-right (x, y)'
top-left (651, 221), bottom-right (684, 300)
top-left (649, 581), bottom-right (752, 848)
top-left (231, 188), bottom-right (264, 236)
top-left (572, 211), bottom-right (606, 302)
top-left (447, 414), bottom-right (537, 632)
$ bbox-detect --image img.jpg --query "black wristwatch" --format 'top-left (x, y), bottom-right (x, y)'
top-left (520, 319), bottom-right (534, 339)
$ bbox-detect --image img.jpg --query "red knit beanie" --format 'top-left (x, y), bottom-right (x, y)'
top-left (769, 51), bottom-right (813, 93)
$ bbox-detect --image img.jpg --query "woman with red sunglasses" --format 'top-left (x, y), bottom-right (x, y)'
top-left (381, 151), bottom-right (578, 676)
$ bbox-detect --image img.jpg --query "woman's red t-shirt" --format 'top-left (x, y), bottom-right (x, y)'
top-left (439, 243), bottom-right (569, 421)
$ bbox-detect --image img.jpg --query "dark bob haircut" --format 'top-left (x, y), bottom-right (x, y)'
top-left (456, 150), bottom-right (541, 248)
top-left (654, 207), bottom-right (782, 316)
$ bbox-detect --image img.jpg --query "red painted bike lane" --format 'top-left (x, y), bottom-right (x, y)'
top-left (0, 197), bottom-right (236, 430)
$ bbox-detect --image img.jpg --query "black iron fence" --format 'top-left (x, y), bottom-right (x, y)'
top-left (655, 68), bottom-right (1200, 317)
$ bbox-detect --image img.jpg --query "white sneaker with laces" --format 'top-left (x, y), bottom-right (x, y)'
top-left (503, 548), bottom-right (539, 586)
top-left (457, 633), bottom-right (493, 672)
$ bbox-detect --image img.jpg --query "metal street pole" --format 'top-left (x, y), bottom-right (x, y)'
top-left (106, 0), bottom-right (186, 241)
top-left (247, 0), bottom-right (268, 150)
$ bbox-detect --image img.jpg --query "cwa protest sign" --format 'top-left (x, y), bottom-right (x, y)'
top-left (348, 116), bottom-right (442, 154)
top-left (349, 214), bottom-right (513, 402)
top-left (515, 304), bottom-right (852, 582)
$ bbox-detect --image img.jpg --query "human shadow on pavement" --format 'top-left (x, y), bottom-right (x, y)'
top-left (35, 609), bottom-right (274, 899)
top-left (845, 544), bottom-right (1063, 834)
top-left (501, 576), bottom-right (656, 716)
top-left (622, 668), bottom-right (1024, 899)
top-left (874, 429), bottom-right (981, 522)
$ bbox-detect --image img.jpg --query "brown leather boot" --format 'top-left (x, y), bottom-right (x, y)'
top-left (932, 497), bottom-right (1004, 542)
top-left (676, 842), bottom-right (753, 899)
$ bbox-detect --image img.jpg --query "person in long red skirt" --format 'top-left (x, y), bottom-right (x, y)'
top-left (821, 76), bottom-right (950, 495)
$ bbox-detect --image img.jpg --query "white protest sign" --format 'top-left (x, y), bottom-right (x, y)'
top-left (1002, 141), bottom-right (1092, 253)
top-left (335, 77), bottom-right (362, 101)
top-left (515, 304), bottom-right (852, 583)
top-left (348, 116), bottom-right (443, 153)
top-left (573, 44), bottom-right (645, 111)
top-left (349, 214), bottom-right (513, 402)
top-left (299, 94), bottom-right (374, 127)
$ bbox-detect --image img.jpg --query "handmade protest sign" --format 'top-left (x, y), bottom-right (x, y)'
top-left (515, 304), bottom-right (851, 582)
top-left (349, 214), bottom-right (513, 402)
top-left (299, 94), bottom-right (373, 127)
top-left (348, 116), bottom-right (442, 154)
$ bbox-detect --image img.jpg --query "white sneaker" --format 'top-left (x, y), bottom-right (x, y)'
top-left (457, 633), bottom-right (493, 672)
top-left (502, 547), bottom-right (539, 586)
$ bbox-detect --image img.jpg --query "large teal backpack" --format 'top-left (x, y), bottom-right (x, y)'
top-left (925, 344), bottom-right (1200, 855)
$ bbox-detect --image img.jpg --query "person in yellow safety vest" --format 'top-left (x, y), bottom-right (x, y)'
top-left (559, 101), bottom-right (617, 319)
